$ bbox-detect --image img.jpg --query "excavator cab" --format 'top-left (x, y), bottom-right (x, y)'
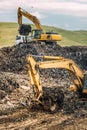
top-left (31, 29), bottom-right (42, 39)
top-left (31, 29), bottom-right (62, 43)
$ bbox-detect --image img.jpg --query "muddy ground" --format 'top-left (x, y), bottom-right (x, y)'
top-left (0, 42), bottom-right (87, 130)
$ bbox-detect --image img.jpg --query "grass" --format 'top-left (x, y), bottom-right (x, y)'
top-left (0, 22), bottom-right (87, 48)
top-left (0, 22), bottom-right (18, 47)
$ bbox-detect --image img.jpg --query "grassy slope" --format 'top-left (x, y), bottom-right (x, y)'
top-left (0, 22), bottom-right (18, 47)
top-left (47, 26), bottom-right (87, 46)
top-left (0, 22), bottom-right (87, 48)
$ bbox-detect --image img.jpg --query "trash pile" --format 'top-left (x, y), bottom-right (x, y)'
top-left (0, 42), bottom-right (87, 74)
top-left (0, 42), bottom-right (87, 114)
top-left (0, 42), bottom-right (87, 129)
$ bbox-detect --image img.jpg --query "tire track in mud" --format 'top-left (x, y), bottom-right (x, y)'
top-left (0, 110), bottom-right (87, 130)
top-left (0, 108), bottom-right (72, 130)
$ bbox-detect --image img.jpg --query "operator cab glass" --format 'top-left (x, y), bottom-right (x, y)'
top-left (31, 30), bottom-right (42, 39)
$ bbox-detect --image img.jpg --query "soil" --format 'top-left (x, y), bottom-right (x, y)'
top-left (0, 42), bottom-right (87, 130)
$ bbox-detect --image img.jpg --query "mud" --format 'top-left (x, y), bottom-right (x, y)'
top-left (0, 42), bottom-right (87, 130)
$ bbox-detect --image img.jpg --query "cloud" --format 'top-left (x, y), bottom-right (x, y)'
top-left (0, 0), bottom-right (87, 30)
top-left (31, 11), bottom-right (46, 19)
top-left (64, 24), bottom-right (70, 28)
top-left (30, 2), bottom-right (87, 17)
top-left (76, 0), bottom-right (87, 2)
top-left (0, 0), bottom-right (87, 17)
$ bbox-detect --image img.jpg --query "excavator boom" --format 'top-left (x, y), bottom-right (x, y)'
top-left (18, 7), bottom-right (42, 30)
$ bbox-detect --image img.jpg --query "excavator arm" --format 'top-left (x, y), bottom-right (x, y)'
top-left (27, 55), bottom-right (87, 111)
top-left (27, 55), bottom-right (42, 102)
top-left (38, 56), bottom-right (84, 91)
top-left (18, 7), bottom-right (42, 30)
top-left (27, 55), bottom-right (87, 105)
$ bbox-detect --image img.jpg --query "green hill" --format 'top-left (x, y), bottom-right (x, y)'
top-left (0, 22), bottom-right (87, 48)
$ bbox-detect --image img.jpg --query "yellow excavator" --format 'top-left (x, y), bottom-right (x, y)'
top-left (18, 7), bottom-right (62, 43)
top-left (27, 55), bottom-right (87, 112)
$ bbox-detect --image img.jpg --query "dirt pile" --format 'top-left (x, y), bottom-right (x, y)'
top-left (0, 42), bottom-right (87, 90)
top-left (0, 42), bottom-right (87, 129)
top-left (0, 42), bottom-right (87, 98)
top-left (64, 46), bottom-right (87, 70)
top-left (0, 42), bottom-right (87, 74)
top-left (0, 42), bottom-right (64, 73)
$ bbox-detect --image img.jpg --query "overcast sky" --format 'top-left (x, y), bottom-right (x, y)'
top-left (0, 0), bottom-right (87, 30)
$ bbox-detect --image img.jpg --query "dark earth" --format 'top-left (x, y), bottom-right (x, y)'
top-left (0, 42), bottom-right (87, 130)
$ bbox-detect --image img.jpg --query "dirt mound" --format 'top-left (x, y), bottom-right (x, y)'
top-left (0, 42), bottom-right (87, 129)
top-left (0, 43), bottom-right (87, 74)
top-left (64, 46), bottom-right (87, 70)
top-left (0, 72), bottom-right (30, 99)
top-left (0, 42), bottom-right (64, 73)
top-left (0, 42), bottom-right (87, 97)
